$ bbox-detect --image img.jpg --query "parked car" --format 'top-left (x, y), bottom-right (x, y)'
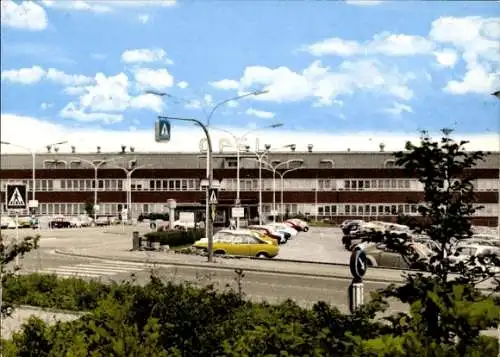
top-left (95, 216), bottom-right (110, 226)
top-left (341, 219), bottom-right (365, 235)
top-left (285, 218), bottom-right (309, 232)
top-left (192, 230), bottom-right (279, 258)
top-left (362, 241), bottom-right (435, 269)
top-left (70, 215), bottom-right (93, 228)
top-left (49, 216), bottom-right (72, 229)
top-left (266, 223), bottom-right (298, 238)
top-left (1, 216), bottom-right (14, 229)
top-left (449, 244), bottom-right (500, 269)
top-left (248, 225), bottom-right (287, 244)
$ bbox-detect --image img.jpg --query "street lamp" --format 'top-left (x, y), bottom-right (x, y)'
top-left (212, 123), bottom-right (283, 228)
top-left (149, 90), bottom-right (269, 254)
top-left (158, 116), bottom-right (217, 263)
top-left (257, 159), bottom-right (304, 222)
top-left (0, 140), bottom-right (68, 210)
top-left (491, 91), bottom-right (500, 238)
top-left (109, 163), bottom-right (151, 220)
top-left (70, 157), bottom-right (118, 222)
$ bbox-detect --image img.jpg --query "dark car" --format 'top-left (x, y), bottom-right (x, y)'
top-left (49, 216), bottom-right (71, 228)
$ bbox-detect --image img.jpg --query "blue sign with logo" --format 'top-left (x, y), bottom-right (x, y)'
top-left (349, 248), bottom-right (368, 280)
top-left (155, 118), bottom-right (171, 142)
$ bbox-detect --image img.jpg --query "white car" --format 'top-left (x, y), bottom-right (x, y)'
top-left (70, 215), bottom-right (93, 228)
top-left (268, 223), bottom-right (298, 237)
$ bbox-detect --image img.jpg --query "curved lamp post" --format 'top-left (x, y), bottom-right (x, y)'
top-left (0, 140), bottom-right (67, 209)
top-left (212, 123), bottom-right (283, 227)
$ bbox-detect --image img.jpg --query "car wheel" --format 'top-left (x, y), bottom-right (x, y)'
top-left (302, 227), bottom-right (309, 232)
top-left (214, 250), bottom-right (225, 255)
top-left (150, 222), bottom-right (156, 230)
top-left (257, 252), bottom-right (269, 258)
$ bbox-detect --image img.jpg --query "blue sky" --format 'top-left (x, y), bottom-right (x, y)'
top-left (1, 0), bottom-right (499, 152)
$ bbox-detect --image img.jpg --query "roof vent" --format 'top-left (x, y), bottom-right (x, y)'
top-left (347, 148), bottom-right (351, 152)
top-left (121, 145), bottom-right (126, 153)
top-left (54, 146), bottom-right (59, 153)
top-left (290, 144), bottom-right (296, 152)
top-left (379, 143), bottom-right (385, 152)
top-left (71, 146), bottom-right (76, 154)
top-left (307, 144), bottom-right (313, 152)
top-left (245, 145), bottom-right (250, 152)
top-left (130, 146), bottom-right (135, 153)
top-left (97, 146), bottom-right (101, 154)
top-left (264, 144), bottom-right (271, 150)
top-left (46, 145), bottom-right (52, 153)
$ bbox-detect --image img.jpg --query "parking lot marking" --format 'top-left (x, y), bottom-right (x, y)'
top-left (36, 261), bottom-right (149, 279)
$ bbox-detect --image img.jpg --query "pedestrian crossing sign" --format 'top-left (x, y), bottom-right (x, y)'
top-left (6, 184), bottom-right (27, 210)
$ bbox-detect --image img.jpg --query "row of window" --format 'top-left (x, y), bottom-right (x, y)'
top-left (1, 178), bottom-right (498, 192)
top-left (2, 202), bottom-right (497, 218)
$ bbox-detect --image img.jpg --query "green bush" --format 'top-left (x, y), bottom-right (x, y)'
top-left (2, 273), bottom-right (499, 357)
top-left (138, 213), bottom-right (169, 222)
top-left (144, 229), bottom-right (204, 247)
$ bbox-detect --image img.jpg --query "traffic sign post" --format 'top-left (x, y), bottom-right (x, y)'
top-left (6, 184), bottom-right (27, 269)
top-left (348, 248), bottom-right (368, 313)
top-left (208, 188), bottom-right (218, 223)
top-left (155, 117), bottom-right (171, 142)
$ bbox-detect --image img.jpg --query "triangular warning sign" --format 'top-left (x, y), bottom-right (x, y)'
top-left (8, 188), bottom-right (25, 207)
top-left (209, 190), bottom-right (217, 204)
top-left (161, 123), bottom-right (169, 136)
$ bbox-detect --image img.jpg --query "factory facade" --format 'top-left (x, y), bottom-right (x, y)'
top-left (0, 148), bottom-right (498, 226)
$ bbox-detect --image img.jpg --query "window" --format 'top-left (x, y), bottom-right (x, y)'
top-left (331, 205), bottom-right (337, 215)
top-left (358, 205), bottom-right (364, 215)
top-left (118, 180), bottom-right (123, 191)
top-left (385, 160), bottom-right (396, 168)
top-left (344, 180), bottom-right (350, 189)
top-left (226, 159), bottom-right (237, 168)
top-left (371, 206), bottom-right (377, 215)
top-left (156, 180), bottom-right (162, 190)
top-left (364, 180), bottom-right (370, 189)
top-left (61, 180), bottom-right (66, 190)
top-left (318, 207), bottom-right (324, 215)
top-left (181, 180), bottom-right (188, 190)
top-left (150, 180), bottom-right (155, 190)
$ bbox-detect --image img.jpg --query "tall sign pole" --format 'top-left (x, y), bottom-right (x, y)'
top-left (348, 247), bottom-right (368, 313)
top-left (156, 116), bottom-right (216, 262)
top-left (6, 184), bottom-right (28, 269)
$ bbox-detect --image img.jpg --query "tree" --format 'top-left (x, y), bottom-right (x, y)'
top-left (1, 233), bottom-right (39, 317)
top-left (369, 129), bottom-right (499, 354)
top-left (84, 201), bottom-right (94, 217)
top-left (393, 128), bottom-right (488, 281)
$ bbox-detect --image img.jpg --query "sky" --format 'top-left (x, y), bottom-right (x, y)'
top-left (1, 0), bottom-right (499, 153)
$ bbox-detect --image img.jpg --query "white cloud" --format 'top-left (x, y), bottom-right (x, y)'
top-left (129, 93), bottom-right (164, 113)
top-left (216, 59), bottom-right (414, 105)
top-left (61, 72), bottom-right (164, 123)
top-left (246, 108), bottom-right (275, 119)
top-left (121, 48), bottom-right (173, 64)
top-left (91, 53), bottom-right (107, 60)
top-left (434, 49), bottom-right (458, 68)
top-left (41, 0), bottom-right (111, 13)
top-left (1, 66), bottom-right (45, 84)
top-left (430, 16), bottom-right (500, 95)
top-left (227, 100), bottom-right (239, 108)
top-left (60, 103), bottom-right (124, 123)
top-left (177, 81), bottom-right (189, 89)
top-left (210, 79), bottom-right (240, 90)
top-left (385, 102), bottom-right (413, 116)
top-left (1, 0), bottom-right (48, 31)
top-left (444, 67), bottom-right (499, 95)
top-left (303, 38), bottom-right (361, 57)
top-left (138, 14), bottom-right (149, 23)
top-left (134, 68), bottom-right (174, 91)
top-left (303, 32), bottom-right (434, 57)
top-left (41, 0), bottom-right (176, 13)
top-left (2, 66), bottom-right (94, 86)
top-left (345, 0), bottom-right (383, 6)
top-left (368, 32), bottom-right (434, 56)
top-left (2, 113), bottom-right (498, 153)
top-left (46, 68), bottom-right (94, 86)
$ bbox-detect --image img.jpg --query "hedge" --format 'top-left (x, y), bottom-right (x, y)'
top-left (2, 273), bottom-right (498, 357)
top-left (138, 213), bottom-right (169, 222)
top-left (143, 228), bottom-right (204, 247)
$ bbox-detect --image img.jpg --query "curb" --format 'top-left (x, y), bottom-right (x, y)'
top-left (54, 249), bottom-right (405, 284)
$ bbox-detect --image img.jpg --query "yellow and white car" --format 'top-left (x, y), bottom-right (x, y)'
top-left (192, 229), bottom-right (279, 258)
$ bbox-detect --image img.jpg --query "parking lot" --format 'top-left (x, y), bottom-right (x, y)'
top-left (275, 226), bottom-right (351, 264)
